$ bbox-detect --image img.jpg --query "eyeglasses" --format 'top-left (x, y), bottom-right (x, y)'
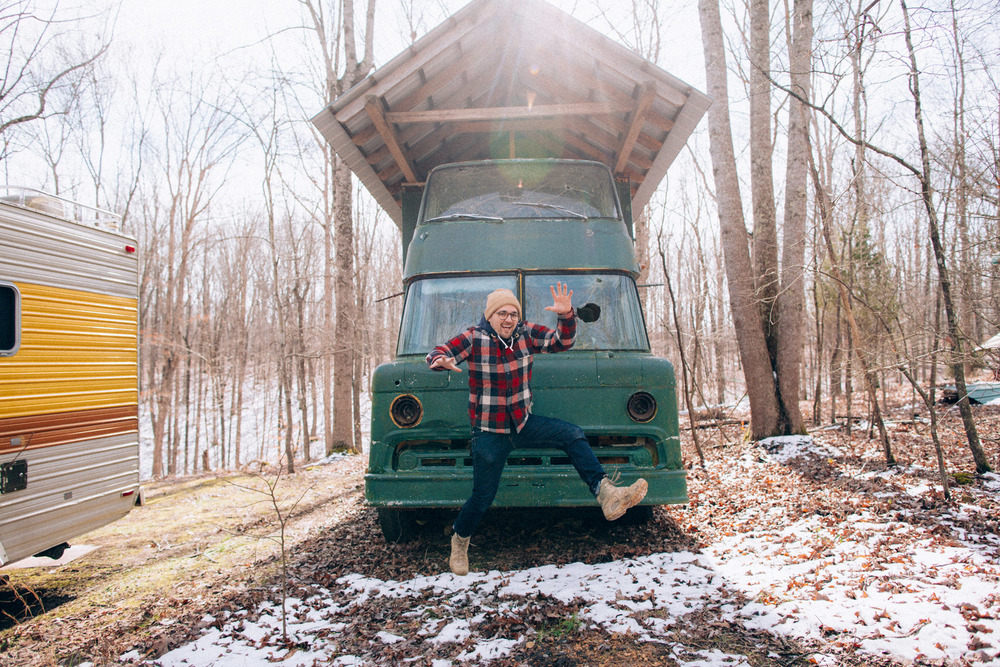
top-left (494, 310), bottom-right (519, 321)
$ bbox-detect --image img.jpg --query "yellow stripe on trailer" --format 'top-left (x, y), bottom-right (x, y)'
top-left (0, 282), bottom-right (138, 420)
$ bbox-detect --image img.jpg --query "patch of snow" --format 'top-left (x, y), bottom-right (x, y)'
top-left (427, 619), bottom-right (472, 644)
top-left (757, 435), bottom-right (841, 463)
top-left (670, 646), bottom-right (752, 666)
top-left (983, 472), bottom-right (1000, 492)
top-left (455, 637), bottom-right (520, 662)
top-left (316, 452), bottom-right (351, 465)
top-left (332, 657), bottom-right (366, 666)
top-left (706, 509), bottom-right (1000, 666)
top-left (152, 442), bottom-right (1000, 667)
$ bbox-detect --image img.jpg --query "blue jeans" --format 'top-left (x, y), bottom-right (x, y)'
top-left (452, 414), bottom-right (607, 538)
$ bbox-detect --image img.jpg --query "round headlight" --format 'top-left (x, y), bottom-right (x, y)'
top-left (626, 392), bottom-right (656, 423)
top-left (390, 394), bottom-right (422, 428)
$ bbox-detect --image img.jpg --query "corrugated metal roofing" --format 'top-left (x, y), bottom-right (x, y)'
top-left (310, 0), bottom-right (711, 227)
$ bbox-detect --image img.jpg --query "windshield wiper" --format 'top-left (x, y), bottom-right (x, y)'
top-left (423, 213), bottom-right (504, 223)
top-left (511, 202), bottom-right (588, 220)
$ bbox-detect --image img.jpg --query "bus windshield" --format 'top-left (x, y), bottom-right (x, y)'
top-left (524, 274), bottom-right (648, 351)
top-left (398, 275), bottom-right (517, 355)
top-left (421, 161), bottom-right (620, 222)
top-left (398, 273), bottom-right (648, 355)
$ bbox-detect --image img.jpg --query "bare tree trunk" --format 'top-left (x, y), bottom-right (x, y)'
top-left (812, 222), bottom-right (825, 426)
top-left (193, 355), bottom-right (204, 471)
top-left (659, 236), bottom-right (706, 468)
top-left (900, 0), bottom-right (990, 473)
top-left (279, 357), bottom-right (296, 473)
top-left (293, 283), bottom-right (312, 462)
top-left (774, 0), bottom-right (813, 435)
top-left (749, 0), bottom-right (779, 358)
top-left (323, 169), bottom-right (335, 455)
top-left (949, 0), bottom-right (975, 373)
top-left (183, 353), bottom-right (192, 474)
top-left (699, 0), bottom-right (783, 438)
top-left (332, 157), bottom-right (356, 452)
top-left (302, 0), bottom-right (376, 455)
top-left (712, 259), bottom-right (726, 405)
top-left (830, 298), bottom-right (841, 424)
top-left (808, 147), bottom-right (895, 465)
top-left (635, 207), bottom-right (650, 303)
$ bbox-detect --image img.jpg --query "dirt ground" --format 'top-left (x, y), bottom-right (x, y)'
top-left (1, 395), bottom-right (998, 667)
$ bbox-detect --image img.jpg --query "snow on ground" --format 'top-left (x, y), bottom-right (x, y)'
top-left (149, 435), bottom-right (1000, 667)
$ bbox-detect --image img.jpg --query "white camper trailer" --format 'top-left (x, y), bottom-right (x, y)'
top-left (0, 187), bottom-right (140, 565)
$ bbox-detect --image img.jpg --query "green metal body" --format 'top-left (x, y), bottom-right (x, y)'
top-left (367, 354), bottom-right (685, 509)
top-left (368, 159), bottom-right (685, 519)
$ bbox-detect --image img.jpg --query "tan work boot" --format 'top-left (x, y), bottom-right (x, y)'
top-left (597, 477), bottom-right (648, 521)
top-left (450, 533), bottom-right (470, 576)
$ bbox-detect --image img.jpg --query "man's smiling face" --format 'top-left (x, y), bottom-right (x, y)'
top-left (489, 308), bottom-right (519, 338)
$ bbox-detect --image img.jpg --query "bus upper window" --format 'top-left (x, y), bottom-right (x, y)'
top-left (0, 283), bottom-right (20, 356)
top-left (421, 161), bottom-right (620, 223)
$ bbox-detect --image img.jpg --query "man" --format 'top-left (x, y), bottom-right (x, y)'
top-left (427, 283), bottom-right (648, 576)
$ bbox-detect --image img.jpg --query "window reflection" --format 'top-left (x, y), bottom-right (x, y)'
top-left (524, 274), bottom-right (648, 351)
top-left (398, 275), bottom-right (517, 355)
top-left (397, 273), bottom-right (649, 355)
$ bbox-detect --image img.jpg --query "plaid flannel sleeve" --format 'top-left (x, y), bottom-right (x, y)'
top-left (426, 327), bottom-right (475, 368)
top-left (524, 312), bottom-right (576, 353)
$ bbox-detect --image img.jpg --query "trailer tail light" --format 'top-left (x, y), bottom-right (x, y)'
top-left (626, 392), bottom-right (657, 423)
top-left (125, 245), bottom-right (136, 253)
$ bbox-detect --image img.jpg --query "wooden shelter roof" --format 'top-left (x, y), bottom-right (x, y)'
top-left (310, 0), bottom-right (711, 227)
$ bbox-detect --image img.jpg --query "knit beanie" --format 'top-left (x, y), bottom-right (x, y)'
top-left (484, 288), bottom-right (521, 320)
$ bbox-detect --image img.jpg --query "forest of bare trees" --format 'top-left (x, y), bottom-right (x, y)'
top-left (2, 0), bottom-right (998, 478)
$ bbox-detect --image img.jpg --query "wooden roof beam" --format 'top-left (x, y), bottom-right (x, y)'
top-left (615, 83), bottom-right (657, 175)
top-left (364, 95), bottom-right (419, 183)
top-left (385, 102), bottom-right (628, 124)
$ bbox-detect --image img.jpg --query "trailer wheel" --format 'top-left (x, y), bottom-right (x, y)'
top-left (35, 542), bottom-right (69, 560)
top-left (377, 508), bottom-right (418, 543)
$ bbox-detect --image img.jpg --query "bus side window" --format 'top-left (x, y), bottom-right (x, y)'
top-left (0, 283), bottom-right (20, 356)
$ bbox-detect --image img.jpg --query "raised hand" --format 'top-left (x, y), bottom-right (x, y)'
top-left (430, 355), bottom-right (462, 372)
top-left (544, 282), bottom-right (573, 317)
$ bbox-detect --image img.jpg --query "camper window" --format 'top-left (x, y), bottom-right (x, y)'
top-left (0, 282), bottom-right (20, 356)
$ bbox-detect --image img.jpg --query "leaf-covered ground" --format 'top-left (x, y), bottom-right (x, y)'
top-left (1, 398), bottom-right (998, 666)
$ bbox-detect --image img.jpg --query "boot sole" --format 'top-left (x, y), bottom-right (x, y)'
top-left (602, 479), bottom-right (649, 521)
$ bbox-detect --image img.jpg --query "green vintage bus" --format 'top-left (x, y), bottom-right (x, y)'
top-left (368, 158), bottom-right (684, 541)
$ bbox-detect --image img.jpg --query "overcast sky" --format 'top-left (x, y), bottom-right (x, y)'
top-left (110, 0), bottom-right (705, 86)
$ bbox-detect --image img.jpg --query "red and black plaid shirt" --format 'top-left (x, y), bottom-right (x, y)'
top-left (426, 314), bottom-right (576, 433)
